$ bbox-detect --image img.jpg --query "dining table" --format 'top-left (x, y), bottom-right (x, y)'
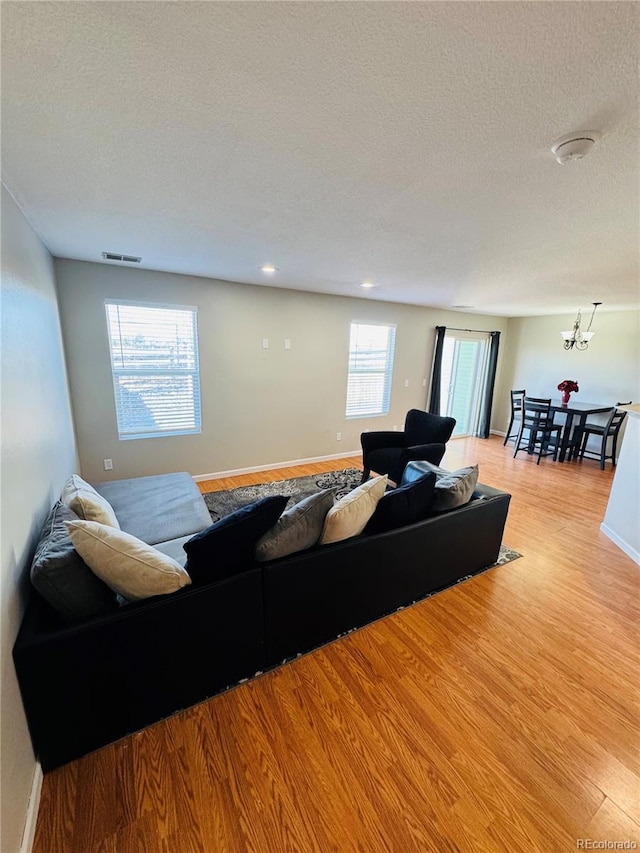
top-left (549, 399), bottom-right (613, 462)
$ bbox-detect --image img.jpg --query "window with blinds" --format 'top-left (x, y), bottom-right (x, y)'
top-left (105, 300), bottom-right (202, 440)
top-left (345, 322), bottom-right (396, 418)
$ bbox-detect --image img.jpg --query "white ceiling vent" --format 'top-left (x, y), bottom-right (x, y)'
top-left (102, 252), bottom-right (142, 263)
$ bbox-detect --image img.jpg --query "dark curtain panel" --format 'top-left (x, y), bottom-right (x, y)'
top-left (477, 331), bottom-right (500, 438)
top-left (428, 326), bottom-right (447, 414)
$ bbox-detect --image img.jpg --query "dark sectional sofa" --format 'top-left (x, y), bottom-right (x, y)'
top-left (14, 471), bottom-right (511, 771)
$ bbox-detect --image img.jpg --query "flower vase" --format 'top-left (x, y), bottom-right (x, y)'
top-left (562, 391), bottom-right (571, 405)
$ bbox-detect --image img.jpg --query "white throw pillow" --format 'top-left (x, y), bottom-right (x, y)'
top-left (61, 474), bottom-right (120, 529)
top-left (66, 519), bottom-right (191, 601)
top-left (320, 475), bottom-right (387, 545)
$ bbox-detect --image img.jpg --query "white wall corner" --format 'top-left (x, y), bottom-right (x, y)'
top-left (600, 523), bottom-right (640, 566)
top-left (20, 763), bottom-right (43, 853)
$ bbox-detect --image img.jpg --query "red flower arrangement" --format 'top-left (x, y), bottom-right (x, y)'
top-left (558, 379), bottom-right (579, 405)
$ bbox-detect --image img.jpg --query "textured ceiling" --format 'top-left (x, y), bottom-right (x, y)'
top-left (2, 1), bottom-right (638, 316)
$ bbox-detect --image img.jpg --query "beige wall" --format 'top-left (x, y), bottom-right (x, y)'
top-left (1, 186), bottom-right (78, 853)
top-left (54, 259), bottom-right (510, 482)
top-left (493, 310), bottom-right (640, 433)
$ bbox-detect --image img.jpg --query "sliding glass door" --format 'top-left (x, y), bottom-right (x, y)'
top-left (439, 332), bottom-right (489, 437)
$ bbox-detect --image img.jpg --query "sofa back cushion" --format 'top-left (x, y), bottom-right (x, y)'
top-left (30, 501), bottom-right (118, 622)
top-left (183, 495), bottom-right (288, 585)
top-left (255, 489), bottom-right (335, 561)
top-left (320, 476), bottom-right (387, 545)
top-left (364, 472), bottom-right (437, 535)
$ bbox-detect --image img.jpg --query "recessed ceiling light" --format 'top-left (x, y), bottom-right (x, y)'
top-left (360, 281), bottom-right (376, 289)
top-left (260, 264), bottom-right (279, 274)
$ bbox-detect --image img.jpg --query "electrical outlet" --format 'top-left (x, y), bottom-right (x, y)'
top-left (284, 339), bottom-right (291, 350)
top-left (404, 379), bottom-right (409, 387)
top-left (103, 458), bottom-right (113, 471)
top-left (262, 338), bottom-right (269, 349)
top-left (422, 378), bottom-right (427, 387)
top-left (336, 432), bottom-right (342, 441)
top-left (393, 425), bottom-right (398, 431)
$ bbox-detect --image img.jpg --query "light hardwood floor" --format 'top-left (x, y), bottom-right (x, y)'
top-left (33, 437), bottom-right (639, 852)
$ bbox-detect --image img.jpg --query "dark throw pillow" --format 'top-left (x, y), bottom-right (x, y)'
top-left (183, 495), bottom-right (288, 585)
top-left (401, 459), bottom-right (446, 484)
top-left (364, 472), bottom-right (437, 535)
top-left (30, 500), bottom-right (118, 622)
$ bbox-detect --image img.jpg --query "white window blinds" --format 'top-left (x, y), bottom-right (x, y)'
top-left (105, 300), bottom-right (202, 440)
top-left (345, 322), bottom-right (396, 418)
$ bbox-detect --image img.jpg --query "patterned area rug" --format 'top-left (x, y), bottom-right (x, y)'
top-left (202, 468), bottom-right (521, 568)
top-left (203, 468), bottom-right (364, 522)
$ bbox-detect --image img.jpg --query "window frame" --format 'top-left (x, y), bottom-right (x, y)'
top-left (345, 320), bottom-right (397, 419)
top-left (105, 298), bottom-right (202, 441)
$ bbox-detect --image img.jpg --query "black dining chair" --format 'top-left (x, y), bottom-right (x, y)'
top-left (503, 389), bottom-right (526, 445)
top-left (575, 407), bottom-right (628, 470)
top-left (513, 397), bottom-right (563, 464)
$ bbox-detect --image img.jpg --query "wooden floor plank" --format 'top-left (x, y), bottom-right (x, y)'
top-left (32, 437), bottom-right (640, 852)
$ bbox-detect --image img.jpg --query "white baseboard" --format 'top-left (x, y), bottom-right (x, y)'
top-left (448, 431), bottom-right (506, 440)
top-left (193, 435), bottom-right (508, 482)
top-left (600, 523), bottom-right (640, 566)
top-left (194, 450), bottom-right (361, 482)
top-left (20, 762), bottom-right (43, 853)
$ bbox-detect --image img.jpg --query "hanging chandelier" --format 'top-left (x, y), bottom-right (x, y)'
top-left (561, 302), bottom-right (601, 350)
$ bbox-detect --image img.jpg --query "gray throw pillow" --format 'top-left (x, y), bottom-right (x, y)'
top-left (401, 461), bottom-right (479, 512)
top-left (255, 488), bottom-right (335, 561)
top-left (432, 465), bottom-right (479, 511)
top-left (30, 501), bottom-right (117, 622)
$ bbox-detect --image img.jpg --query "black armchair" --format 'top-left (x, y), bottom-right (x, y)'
top-left (361, 409), bottom-right (456, 484)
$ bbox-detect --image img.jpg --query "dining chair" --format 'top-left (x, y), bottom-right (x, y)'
top-left (503, 389), bottom-right (526, 445)
top-left (569, 401), bottom-right (632, 461)
top-left (575, 408), bottom-right (628, 470)
top-left (513, 397), bottom-right (563, 464)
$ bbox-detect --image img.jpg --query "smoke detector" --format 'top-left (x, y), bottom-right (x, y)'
top-left (551, 131), bottom-right (600, 164)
